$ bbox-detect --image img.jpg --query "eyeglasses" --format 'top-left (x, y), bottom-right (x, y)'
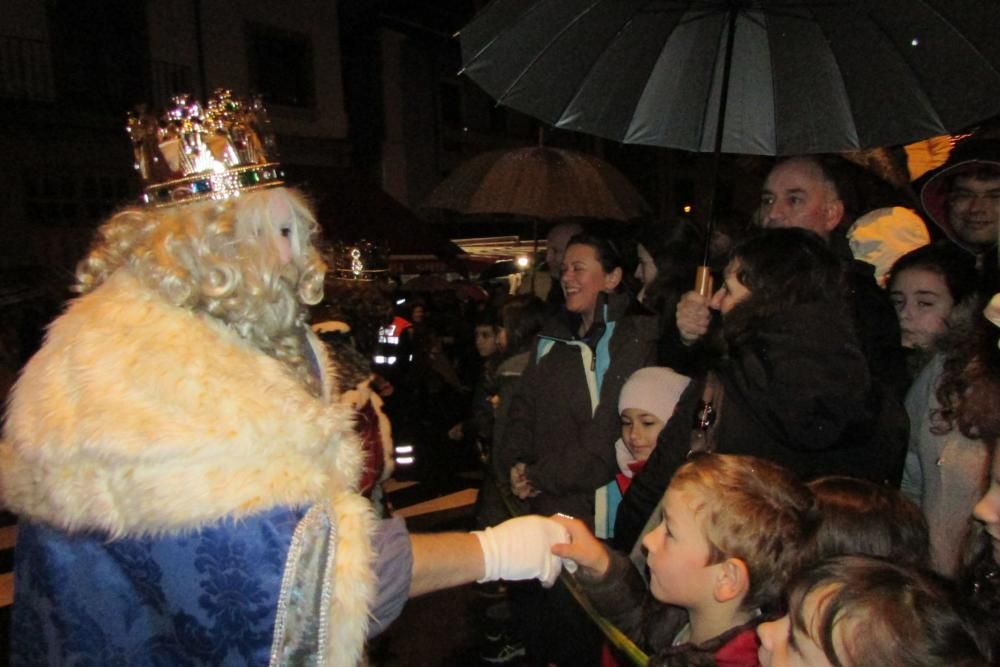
top-left (948, 189), bottom-right (1000, 206)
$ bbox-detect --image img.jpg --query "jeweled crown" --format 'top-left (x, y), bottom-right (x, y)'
top-left (331, 240), bottom-right (390, 281)
top-left (127, 89), bottom-right (284, 206)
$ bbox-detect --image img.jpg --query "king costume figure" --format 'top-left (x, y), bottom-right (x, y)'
top-left (3, 90), bottom-right (378, 666)
top-left (0, 91), bottom-right (572, 666)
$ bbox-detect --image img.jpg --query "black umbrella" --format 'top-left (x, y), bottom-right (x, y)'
top-left (460, 0), bottom-right (1000, 287)
top-left (461, 0), bottom-right (1000, 155)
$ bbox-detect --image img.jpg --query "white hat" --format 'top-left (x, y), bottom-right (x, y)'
top-left (618, 367), bottom-right (691, 423)
top-left (848, 207), bottom-right (930, 287)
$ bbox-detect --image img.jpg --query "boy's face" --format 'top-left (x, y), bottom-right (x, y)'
top-left (757, 584), bottom-right (842, 667)
top-left (641, 486), bottom-right (717, 608)
top-left (620, 408), bottom-right (665, 461)
top-left (474, 325), bottom-right (500, 358)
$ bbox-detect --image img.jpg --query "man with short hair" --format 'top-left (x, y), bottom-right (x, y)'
top-left (760, 155), bottom-right (846, 238)
top-left (920, 138), bottom-right (1000, 291)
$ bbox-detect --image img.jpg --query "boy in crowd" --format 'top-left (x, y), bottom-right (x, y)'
top-left (552, 454), bottom-right (816, 666)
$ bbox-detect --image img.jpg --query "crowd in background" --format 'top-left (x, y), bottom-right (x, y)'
top-left (315, 136), bottom-right (1000, 666)
top-left (2, 132), bottom-right (999, 667)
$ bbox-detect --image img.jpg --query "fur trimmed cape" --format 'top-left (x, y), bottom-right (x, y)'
top-left (1, 269), bottom-right (376, 666)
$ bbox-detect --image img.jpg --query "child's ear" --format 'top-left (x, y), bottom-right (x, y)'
top-left (714, 557), bottom-right (750, 604)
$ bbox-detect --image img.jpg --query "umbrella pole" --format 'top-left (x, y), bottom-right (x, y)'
top-left (696, 5), bottom-right (739, 297)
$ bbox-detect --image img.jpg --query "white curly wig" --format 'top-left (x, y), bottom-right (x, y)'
top-left (75, 187), bottom-right (327, 393)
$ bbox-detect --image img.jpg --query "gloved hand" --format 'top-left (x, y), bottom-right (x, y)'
top-left (473, 515), bottom-right (571, 587)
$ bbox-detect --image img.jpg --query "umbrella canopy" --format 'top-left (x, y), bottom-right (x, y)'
top-left (460, 0), bottom-right (1000, 156)
top-left (420, 145), bottom-right (650, 221)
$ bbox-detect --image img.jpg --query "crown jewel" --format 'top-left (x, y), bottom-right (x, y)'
top-left (332, 240), bottom-right (390, 281)
top-left (127, 89), bottom-right (284, 206)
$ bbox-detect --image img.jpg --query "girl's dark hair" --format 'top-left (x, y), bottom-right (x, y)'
top-left (724, 227), bottom-right (845, 335)
top-left (566, 232), bottom-right (625, 275)
top-left (934, 312), bottom-right (1000, 441)
top-left (887, 242), bottom-right (981, 307)
top-left (786, 556), bottom-right (993, 666)
top-left (500, 295), bottom-right (547, 356)
top-left (808, 476), bottom-right (930, 568)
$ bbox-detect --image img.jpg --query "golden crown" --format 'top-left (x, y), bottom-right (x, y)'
top-left (127, 89), bottom-right (284, 206)
top-left (331, 240), bottom-right (390, 281)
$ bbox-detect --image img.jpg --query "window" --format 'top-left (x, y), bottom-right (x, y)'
top-left (247, 23), bottom-right (315, 108)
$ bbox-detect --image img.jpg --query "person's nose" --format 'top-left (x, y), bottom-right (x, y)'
top-left (709, 287), bottom-right (725, 311)
top-left (968, 194), bottom-right (992, 215)
top-left (898, 301), bottom-right (914, 322)
top-left (973, 493), bottom-right (999, 525)
top-left (763, 201), bottom-right (784, 226)
top-left (641, 521), bottom-right (664, 552)
top-left (756, 615), bottom-right (786, 652)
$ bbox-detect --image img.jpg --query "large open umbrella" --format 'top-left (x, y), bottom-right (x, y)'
top-left (421, 143), bottom-right (650, 288)
top-left (460, 0), bottom-right (1000, 155)
top-left (421, 144), bottom-right (650, 222)
top-left (460, 0), bottom-right (1000, 290)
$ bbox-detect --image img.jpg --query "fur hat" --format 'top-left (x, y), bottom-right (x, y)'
top-left (618, 366), bottom-right (691, 423)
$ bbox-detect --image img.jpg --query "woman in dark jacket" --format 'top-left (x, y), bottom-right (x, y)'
top-left (500, 232), bottom-right (659, 523)
top-left (499, 232), bottom-right (658, 667)
top-left (614, 228), bottom-right (909, 552)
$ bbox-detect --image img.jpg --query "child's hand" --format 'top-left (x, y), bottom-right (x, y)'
top-left (549, 514), bottom-right (611, 578)
top-left (510, 463), bottom-right (540, 499)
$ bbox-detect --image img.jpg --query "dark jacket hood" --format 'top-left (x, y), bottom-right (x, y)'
top-left (920, 138), bottom-right (1000, 254)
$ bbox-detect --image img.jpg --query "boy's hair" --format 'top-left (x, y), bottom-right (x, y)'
top-left (788, 555), bottom-right (992, 667)
top-left (474, 306), bottom-right (501, 330)
top-left (808, 476), bottom-right (930, 568)
top-left (670, 453), bottom-right (817, 611)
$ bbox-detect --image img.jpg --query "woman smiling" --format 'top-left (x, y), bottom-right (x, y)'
top-left (497, 231), bottom-right (659, 666)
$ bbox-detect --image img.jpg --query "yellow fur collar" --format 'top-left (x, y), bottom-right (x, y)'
top-left (1, 270), bottom-right (364, 538)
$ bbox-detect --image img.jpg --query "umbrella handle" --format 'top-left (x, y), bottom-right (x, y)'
top-left (695, 266), bottom-right (714, 298)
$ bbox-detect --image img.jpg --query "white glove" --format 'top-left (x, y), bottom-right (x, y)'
top-left (473, 515), bottom-right (571, 587)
